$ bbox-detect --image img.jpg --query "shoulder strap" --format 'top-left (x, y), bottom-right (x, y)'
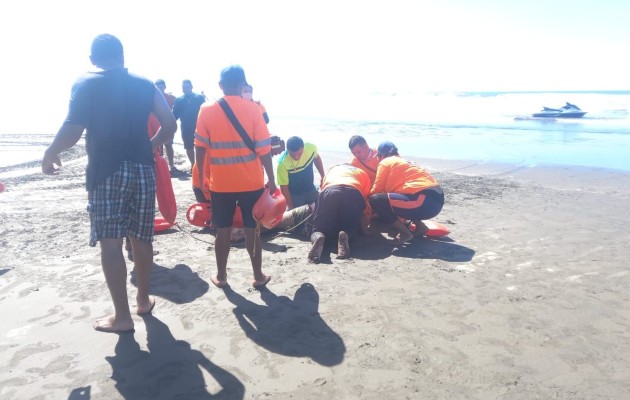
top-left (359, 159), bottom-right (377, 173)
top-left (218, 98), bottom-right (255, 153)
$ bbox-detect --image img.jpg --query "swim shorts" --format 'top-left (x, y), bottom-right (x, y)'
top-left (210, 189), bottom-right (264, 228)
top-left (88, 162), bottom-right (156, 246)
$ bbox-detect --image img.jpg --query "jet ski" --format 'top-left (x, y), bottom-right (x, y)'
top-left (558, 102), bottom-right (587, 118)
top-left (532, 102), bottom-right (587, 118)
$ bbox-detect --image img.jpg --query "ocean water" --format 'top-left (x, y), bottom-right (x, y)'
top-left (270, 90), bottom-right (630, 171)
top-left (2, 90), bottom-right (630, 174)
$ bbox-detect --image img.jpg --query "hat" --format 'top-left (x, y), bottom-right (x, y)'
top-left (377, 141), bottom-right (398, 157)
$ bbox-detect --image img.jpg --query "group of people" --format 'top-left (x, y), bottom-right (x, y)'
top-left (41, 33), bottom-right (444, 334)
top-left (300, 135), bottom-right (445, 263)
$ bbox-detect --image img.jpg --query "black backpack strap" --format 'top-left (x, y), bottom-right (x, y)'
top-left (359, 159), bottom-right (377, 173)
top-left (218, 98), bottom-right (256, 153)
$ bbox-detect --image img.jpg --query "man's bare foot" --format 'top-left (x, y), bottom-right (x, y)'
top-left (137, 297), bottom-right (156, 315)
top-left (211, 275), bottom-right (229, 288)
top-left (393, 230), bottom-right (414, 245)
top-left (253, 274), bottom-right (271, 289)
top-left (93, 315), bottom-right (134, 333)
top-left (308, 233), bottom-right (325, 264)
top-left (337, 231), bottom-right (350, 259)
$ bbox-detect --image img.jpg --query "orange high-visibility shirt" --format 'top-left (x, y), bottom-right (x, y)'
top-left (350, 148), bottom-right (379, 184)
top-left (370, 156), bottom-right (438, 196)
top-left (194, 96), bottom-right (271, 192)
top-left (322, 164), bottom-right (372, 198)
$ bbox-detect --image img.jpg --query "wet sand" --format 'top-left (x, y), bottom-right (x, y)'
top-left (1, 143), bottom-right (630, 399)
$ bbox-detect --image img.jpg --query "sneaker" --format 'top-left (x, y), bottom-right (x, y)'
top-left (337, 231), bottom-right (350, 259)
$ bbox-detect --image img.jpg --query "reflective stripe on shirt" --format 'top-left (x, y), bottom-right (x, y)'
top-left (208, 152), bottom-right (258, 165)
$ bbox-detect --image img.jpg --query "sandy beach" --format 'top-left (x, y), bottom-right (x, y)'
top-left (1, 143), bottom-right (630, 399)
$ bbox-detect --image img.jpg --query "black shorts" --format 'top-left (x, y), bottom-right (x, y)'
top-left (193, 187), bottom-right (211, 203)
top-left (210, 189), bottom-right (264, 228)
top-left (369, 185), bottom-right (444, 224)
top-left (312, 185), bottom-right (365, 238)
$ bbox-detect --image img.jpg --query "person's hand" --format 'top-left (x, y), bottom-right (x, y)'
top-left (42, 150), bottom-right (61, 175)
top-left (266, 180), bottom-right (277, 194)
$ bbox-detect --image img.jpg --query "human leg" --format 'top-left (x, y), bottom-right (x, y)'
top-left (94, 238), bottom-right (134, 332)
top-left (244, 227), bottom-right (271, 287)
top-left (212, 227), bottom-right (231, 287)
top-left (185, 148), bottom-right (195, 170)
top-left (236, 189), bottom-right (269, 287)
top-left (182, 131), bottom-right (195, 171)
top-left (336, 187), bottom-right (365, 258)
top-left (209, 191), bottom-right (240, 287)
top-left (165, 143), bottom-right (176, 170)
top-left (129, 237), bottom-right (155, 314)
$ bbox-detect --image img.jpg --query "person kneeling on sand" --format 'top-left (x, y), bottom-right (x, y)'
top-left (368, 141), bottom-right (444, 245)
top-left (308, 164), bottom-right (372, 263)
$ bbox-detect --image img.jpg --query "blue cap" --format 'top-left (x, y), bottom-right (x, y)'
top-left (377, 141), bottom-right (397, 157)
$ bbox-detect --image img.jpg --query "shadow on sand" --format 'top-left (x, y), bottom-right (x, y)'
top-left (105, 315), bottom-right (244, 400)
top-left (392, 236), bottom-right (475, 262)
top-left (131, 263), bottom-right (209, 304)
top-left (223, 283), bottom-right (345, 366)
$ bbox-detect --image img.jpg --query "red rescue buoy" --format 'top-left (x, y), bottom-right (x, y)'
top-left (186, 203), bottom-right (212, 227)
top-left (154, 216), bottom-right (175, 232)
top-left (155, 153), bottom-right (177, 223)
top-left (253, 188), bottom-right (286, 229)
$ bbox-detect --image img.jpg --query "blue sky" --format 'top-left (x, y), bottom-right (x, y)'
top-left (2, 0), bottom-right (629, 133)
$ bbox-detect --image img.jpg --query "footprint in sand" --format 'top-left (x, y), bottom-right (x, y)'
top-left (9, 342), bottom-right (59, 368)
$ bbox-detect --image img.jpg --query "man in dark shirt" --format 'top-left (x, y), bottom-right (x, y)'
top-left (173, 80), bottom-right (205, 172)
top-left (42, 34), bottom-right (176, 333)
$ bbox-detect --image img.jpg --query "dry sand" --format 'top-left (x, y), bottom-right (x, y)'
top-left (1, 143), bottom-right (630, 399)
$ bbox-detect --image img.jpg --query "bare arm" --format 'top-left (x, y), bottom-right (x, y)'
top-left (195, 146), bottom-right (207, 190)
top-left (260, 152), bottom-right (276, 194)
top-left (314, 155), bottom-right (325, 185)
top-left (42, 123), bottom-right (85, 175)
top-left (280, 185), bottom-right (293, 210)
top-left (149, 87), bottom-right (177, 152)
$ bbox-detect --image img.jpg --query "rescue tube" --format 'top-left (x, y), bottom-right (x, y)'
top-left (0, 181), bottom-right (4, 193)
top-left (155, 153), bottom-right (177, 223)
top-left (253, 188), bottom-right (286, 229)
top-left (186, 202), bottom-right (244, 228)
top-left (187, 203), bottom-right (212, 227)
top-left (423, 220), bottom-right (450, 237)
top-left (154, 216), bottom-right (175, 232)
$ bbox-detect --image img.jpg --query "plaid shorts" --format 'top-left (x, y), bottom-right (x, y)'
top-left (88, 162), bottom-right (156, 247)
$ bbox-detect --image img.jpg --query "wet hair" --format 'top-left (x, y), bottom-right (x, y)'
top-left (348, 135), bottom-right (367, 149)
top-left (155, 79), bottom-right (166, 86)
top-left (219, 65), bottom-right (246, 91)
top-left (286, 136), bottom-right (304, 152)
top-left (90, 34), bottom-right (123, 64)
top-left (182, 79), bottom-right (192, 86)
